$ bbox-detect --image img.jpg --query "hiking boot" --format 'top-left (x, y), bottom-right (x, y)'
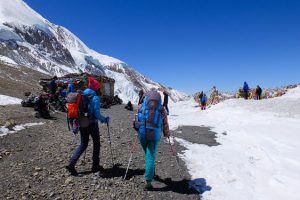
top-left (91, 165), bottom-right (104, 173)
top-left (144, 181), bottom-right (153, 191)
top-left (92, 165), bottom-right (104, 178)
top-left (65, 165), bottom-right (78, 176)
top-left (95, 170), bottom-right (105, 178)
top-left (154, 174), bottom-right (159, 180)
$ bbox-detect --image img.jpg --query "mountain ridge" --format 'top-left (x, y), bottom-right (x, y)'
top-left (0, 0), bottom-right (187, 103)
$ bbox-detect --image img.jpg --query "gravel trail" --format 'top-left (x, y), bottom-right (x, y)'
top-left (0, 104), bottom-right (204, 200)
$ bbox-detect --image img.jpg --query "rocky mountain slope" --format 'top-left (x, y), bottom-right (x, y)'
top-left (0, 0), bottom-right (187, 103)
top-left (0, 62), bottom-right (49, 98)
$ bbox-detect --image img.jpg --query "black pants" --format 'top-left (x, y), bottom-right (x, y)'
top-left (258, 94), bottom-right (261, 100)
top-left (69, 123), bottom-right (100, 168)
top-left (244, 91), bottom-right (248, 99)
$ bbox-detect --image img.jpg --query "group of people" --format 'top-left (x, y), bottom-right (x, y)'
top-left (198, 82), bottom-right (264, 110)
top-left (31, 76), bottom-right (77, 118)
top-left (50, 76), bottom-right (76, 98)
top-left (197, 86), bottom-right (218, 110)
top-left (49, 76), bottom-right (266, 191)
top-left (64, 78), bottom-right (170, 191)
top-left (241, 82), bottom-right (262, 100)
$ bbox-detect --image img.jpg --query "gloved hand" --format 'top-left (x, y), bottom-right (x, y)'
top-left (105, 116), bottom-right (110, 124)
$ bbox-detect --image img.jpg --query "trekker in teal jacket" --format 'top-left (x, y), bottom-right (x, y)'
top-left (136, 89), bottom-right (170, 190)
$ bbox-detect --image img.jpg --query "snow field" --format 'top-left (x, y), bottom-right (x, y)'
top-left (169, 86), bottom-right (300, 200)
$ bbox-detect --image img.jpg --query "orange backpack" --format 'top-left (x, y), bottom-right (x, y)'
top-left (67, 93), bottom-right (82, 119)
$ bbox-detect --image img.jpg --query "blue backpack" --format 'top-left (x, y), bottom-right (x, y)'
top-left (137, 90), bottom-right (163, 141)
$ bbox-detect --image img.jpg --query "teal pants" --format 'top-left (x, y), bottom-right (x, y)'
top-left (139, 138), bottom-right (160, 182)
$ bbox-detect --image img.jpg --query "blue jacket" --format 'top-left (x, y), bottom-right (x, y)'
top-left (50, 80), bottom-right (57, 94)
top-left (68, 83), bottom-right (75, 93)
top-left (201, 95), bottom-right (208, 103)
top-left (83, 88), bottom-right (106, 123)
top-left (59, 88), bottom-right (67, 97)
top-left (243, 82), bottom-right (249, 92)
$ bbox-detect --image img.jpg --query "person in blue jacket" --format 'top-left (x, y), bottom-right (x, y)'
top-left (243, 81), bottom-right (249, 99)
top-left (201, 93), bottom-right (208, 110)
top-left (67, 80), bottom-right (75, 94)
top-left (66, 77), bottom-right (110, 176)
top-left (49, 76), bottom-right (58, 95)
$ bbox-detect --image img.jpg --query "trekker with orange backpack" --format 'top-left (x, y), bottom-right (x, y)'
top-left (66, 77), bottom-right (110, 176)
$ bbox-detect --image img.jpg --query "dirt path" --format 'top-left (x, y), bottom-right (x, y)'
top-left (0, 104), bottom-right (201, 200)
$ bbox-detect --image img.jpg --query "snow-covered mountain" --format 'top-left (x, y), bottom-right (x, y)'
top-left (0, 0), bottom-right (187, 103)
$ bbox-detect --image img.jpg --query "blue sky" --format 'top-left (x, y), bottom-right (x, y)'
top-left (24, 0), bottom-right (300, 94)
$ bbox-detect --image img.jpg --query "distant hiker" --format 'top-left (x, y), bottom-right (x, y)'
top-left (163, 90), bottom-right (169, 115)
top-left (201, 94), bottom-right (208, 110)
top-left (243, 81), bottom-right (249, 100)
top-left (67, 80), bottom-right (75, 94)
top-left (134, 88), bottom-right (169, 190)
top-left (212, 86), bottom-right (218, 96)
top-left (21, 93), bottom-right (37, 107)
top-left (138, 89), bottom-right (144, 105)
top-left (59, 85), bottom-right (67, 98)
top-left (49, 76), bottom-right (58, 95)
top-left (236, 87), bottom-right (243, 98)
top-left (34, 93), bottom-right (51, 119)
top-left (66, 77), bottom-right (110, 176)
top-left (125, 101), bottom-right (133, 111)
top-left (198, 91), bottom-right (204, 103)
top-left (256, 85), bottom-right (262, 100)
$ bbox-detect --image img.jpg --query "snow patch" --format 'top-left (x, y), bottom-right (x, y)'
top-left (0, 55), bottom-right (18, 65)
top-left (0, 94), bottom-right (22, 105)
top-left (0, 122), bottom-right (45, 137)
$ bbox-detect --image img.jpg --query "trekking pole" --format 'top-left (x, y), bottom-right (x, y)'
top-left (167, 136), bottom-right (181, 171)
top-left (106, 123), bottom-right (114, 167)
top-left (124, 134), bottom-right (138, 180)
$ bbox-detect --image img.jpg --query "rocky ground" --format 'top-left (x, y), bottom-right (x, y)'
top-left (0, 103), bottom-right (221, 200)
